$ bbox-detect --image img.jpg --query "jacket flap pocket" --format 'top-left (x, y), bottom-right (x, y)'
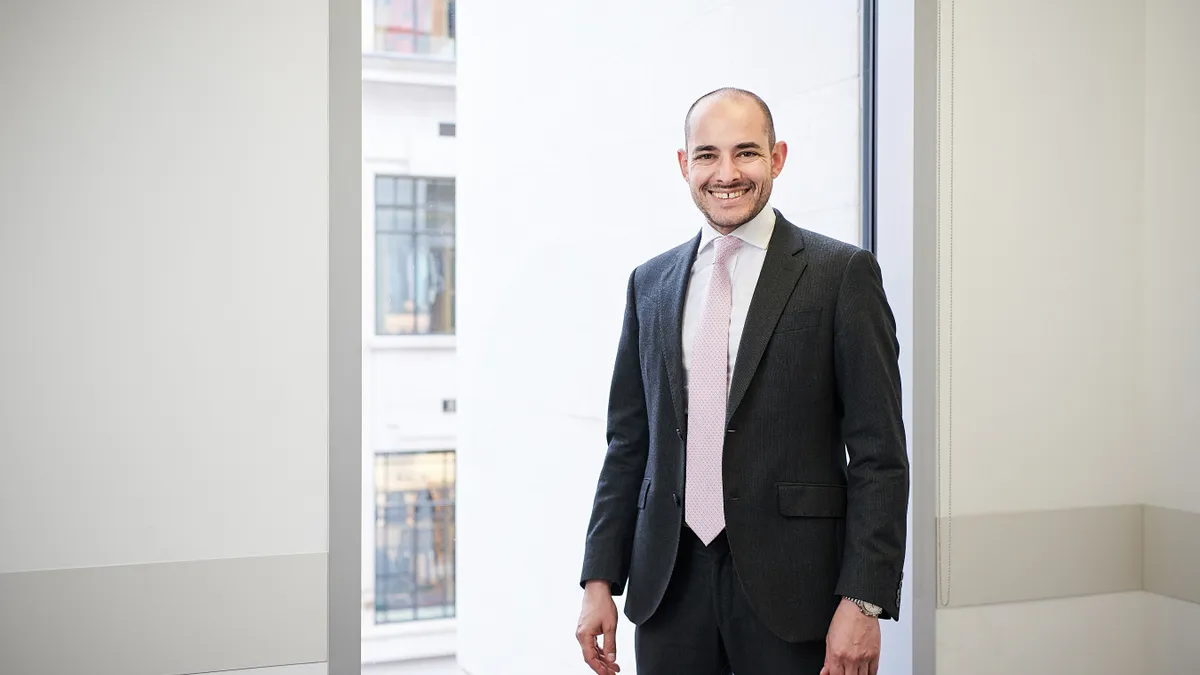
top-left (775, 309), bottom-right (822, 333)
top-left (777, 482), bottom-right (846, 518)
top-left (637, 478), bottom-right (651, 509)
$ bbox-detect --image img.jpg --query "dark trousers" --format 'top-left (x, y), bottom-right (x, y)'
top-left (634, 527), bottom-right (826, 675)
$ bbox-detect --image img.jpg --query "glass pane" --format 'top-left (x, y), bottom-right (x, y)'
top-left (374, 0), bottom-right (454, 56)
top-left (428, 0), bottom-right (455, 56)
top-left (393, 177), bottom-right (414, 206)
top-left (393, 208), bottom-right (415, 232)
top-left (374, 0), bottom-right (416, 54)
top-left (427, 179), bottom-right (455, 209)
top-left (416, 0), bottom-right (433, 32)
top-left (375, 176), bottom-right (395, 205)
top-left (374, 452), bottom-right (456, 624)
top-left (375, 232), bottom-right (416, 335)
top-left (414, 233), bottom-right (455, 335)
top-left (375, 207), bottom-right (395, 232)
top-left (424, 210), bottom-right (454, 234)
top-left (415, 178), bottom-right (428, 208)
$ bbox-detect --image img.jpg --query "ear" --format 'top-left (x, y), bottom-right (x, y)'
top-left (770, 141), bottom-right (788, 178)
top-left (677, 148), bottom-right (690, 181)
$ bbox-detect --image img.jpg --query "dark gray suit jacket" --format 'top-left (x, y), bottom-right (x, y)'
top-left (579, 210), bottom-right (909, 643)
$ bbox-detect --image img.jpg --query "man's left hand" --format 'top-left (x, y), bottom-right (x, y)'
top-left (821, 598), bottom-right (881, 675)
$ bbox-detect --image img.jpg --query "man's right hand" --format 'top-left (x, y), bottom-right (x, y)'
top-left (575, 580), bottom-right (620, 675)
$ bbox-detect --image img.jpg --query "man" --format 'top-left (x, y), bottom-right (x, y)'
top-left (574, 88), bottom-right (909, 675)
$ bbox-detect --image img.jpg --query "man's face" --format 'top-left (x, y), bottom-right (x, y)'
top-left (678, 97), bottom-right (787, 231)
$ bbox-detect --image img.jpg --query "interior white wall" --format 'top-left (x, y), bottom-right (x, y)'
top-left (0, 0), bottom-right (328, 574)
top-left (937, 593), bottom-right (1147, 675)
top-left (226, 665), bottom-right (328, 675)
top-left (932, 0), bottom-right (1148, 671)
top-left (1145, 593), bottom-right (1200, 673)
top-left (454, 1), bottom-right (870, 673)
top-left (935, 0), bottom-right (1145, 520)
top-left (0, 0), bottom-right (336, 671)
top-left (1142, 0), bottom-right (1200, 516)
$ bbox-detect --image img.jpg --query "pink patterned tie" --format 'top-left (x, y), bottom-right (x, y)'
top-left (685, 235), bottom-right (742, 545)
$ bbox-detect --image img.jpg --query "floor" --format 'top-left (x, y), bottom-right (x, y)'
top-left (362, 657), bottom-right (464, 675)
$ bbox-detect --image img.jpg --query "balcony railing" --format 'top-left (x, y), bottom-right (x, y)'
top-left (373, 0), bottom-right (456, 59)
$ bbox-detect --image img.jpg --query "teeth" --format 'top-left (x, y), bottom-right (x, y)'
top-left (714, 190), bottom-right (747, 200)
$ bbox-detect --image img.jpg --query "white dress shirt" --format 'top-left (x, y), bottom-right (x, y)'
top-left (681, 203), bottom-right (776, 404)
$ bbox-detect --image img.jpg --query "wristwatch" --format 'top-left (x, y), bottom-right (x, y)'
top-left (847, 597), bottom-right (883, 618)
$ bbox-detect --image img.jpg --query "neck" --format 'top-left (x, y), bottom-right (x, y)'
top-left (708, 203), bottom-right (766, 236)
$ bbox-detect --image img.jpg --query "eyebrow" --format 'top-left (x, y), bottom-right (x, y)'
top-left (691, 142), bottom-right (765, 156)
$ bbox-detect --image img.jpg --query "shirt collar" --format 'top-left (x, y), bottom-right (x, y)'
top-left (698, 202), bottom-right (777, 253)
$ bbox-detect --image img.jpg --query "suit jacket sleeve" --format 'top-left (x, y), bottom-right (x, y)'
top-left (832, 248), bottom-right (910, 620)
top-left (579, 269), bottom-right (651, 595)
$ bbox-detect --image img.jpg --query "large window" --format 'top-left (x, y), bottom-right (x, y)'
top-left (373, 0), bottom-right (456, 58)
top-left (375, 175), bottom-right (456, 335)
top-left (374, 451), bottom-right (456, 624)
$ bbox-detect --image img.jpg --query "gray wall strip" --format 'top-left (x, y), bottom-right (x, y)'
top-left (0, 553), bottom-right (327, 675)
top-left (1144, 506), bottom-right (1200, 605)
top-left (911, 0), bottom-right (941, 671)
top-left (326, 0), bottom-right (363, 672)
top-left (937, 505), bottom-right (1144, 608)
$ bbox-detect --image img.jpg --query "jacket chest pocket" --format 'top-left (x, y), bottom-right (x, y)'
top-left (773, 308), bottom-right (822, 334)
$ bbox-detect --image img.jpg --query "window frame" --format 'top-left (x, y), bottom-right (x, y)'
top-left (371, 448), bottom-right (457, 626)
top-left (361, 446), bottom-right (459, 662)
top-left (368, 0), bottom-right (457, 59)
top-left (368, 168), bottom-right (457, 343)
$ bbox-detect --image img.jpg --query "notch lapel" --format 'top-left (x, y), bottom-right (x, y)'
top-left (657, 233), bottom-right (701, 436)
top-left (726, 217), bottom-right (808, 425)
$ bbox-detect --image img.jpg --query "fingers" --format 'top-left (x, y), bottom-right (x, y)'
top-left (576, 627), bottom-right (605, 675)
top-left (577, 625), bottom-right (619, 675)
top-left (868, 657), bottom-right (880, 675)
top-left (830, 656), bottom-right (869, 675)
top-left (822, 650), bottom-right (845, 675)
top-left (823, 642), bottom-right (843, 675)
top-left (602, 628), bottom-right (621, 672)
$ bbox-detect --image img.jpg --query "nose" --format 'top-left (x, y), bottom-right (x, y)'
top-left (715, 154), bottom-right (741, 185)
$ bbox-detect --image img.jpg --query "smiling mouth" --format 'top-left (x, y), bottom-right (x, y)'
top-left (709, 188), bottom-right (749, 201)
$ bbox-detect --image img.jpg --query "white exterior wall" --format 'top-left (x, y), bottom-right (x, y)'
top-left (359, 41), bottom-right (461, 666)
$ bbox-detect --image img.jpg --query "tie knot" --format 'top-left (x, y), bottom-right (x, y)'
top-left (714, 235), bottom-right (742, 264)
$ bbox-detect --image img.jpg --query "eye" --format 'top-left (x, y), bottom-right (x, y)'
top-left (695, 153), bottom-right (716, 160)
top-left (738, 151), bottom-right (759, 157)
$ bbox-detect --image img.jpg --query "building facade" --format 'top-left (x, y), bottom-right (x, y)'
top-left (360, 0), bottom-right (459, 666)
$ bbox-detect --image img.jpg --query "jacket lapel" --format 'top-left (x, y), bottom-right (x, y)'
top-left (657, 232), bottom-right (701, 436)
top-left (726, 215), bottom-right (808, 425)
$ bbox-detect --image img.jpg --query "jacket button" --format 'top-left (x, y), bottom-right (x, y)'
top-left (672, 493), bottom-right (680, 507)
top-left (675, 428), bottom-right (683, 439)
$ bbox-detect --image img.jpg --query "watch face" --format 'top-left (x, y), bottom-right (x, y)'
top-left (855, 599), bottom-right (881, 616)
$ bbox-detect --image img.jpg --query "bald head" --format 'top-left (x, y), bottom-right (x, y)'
top-left (683, 87), bottom-right (776, 151)
top-left (677, 87), bottom-right (787, 232)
